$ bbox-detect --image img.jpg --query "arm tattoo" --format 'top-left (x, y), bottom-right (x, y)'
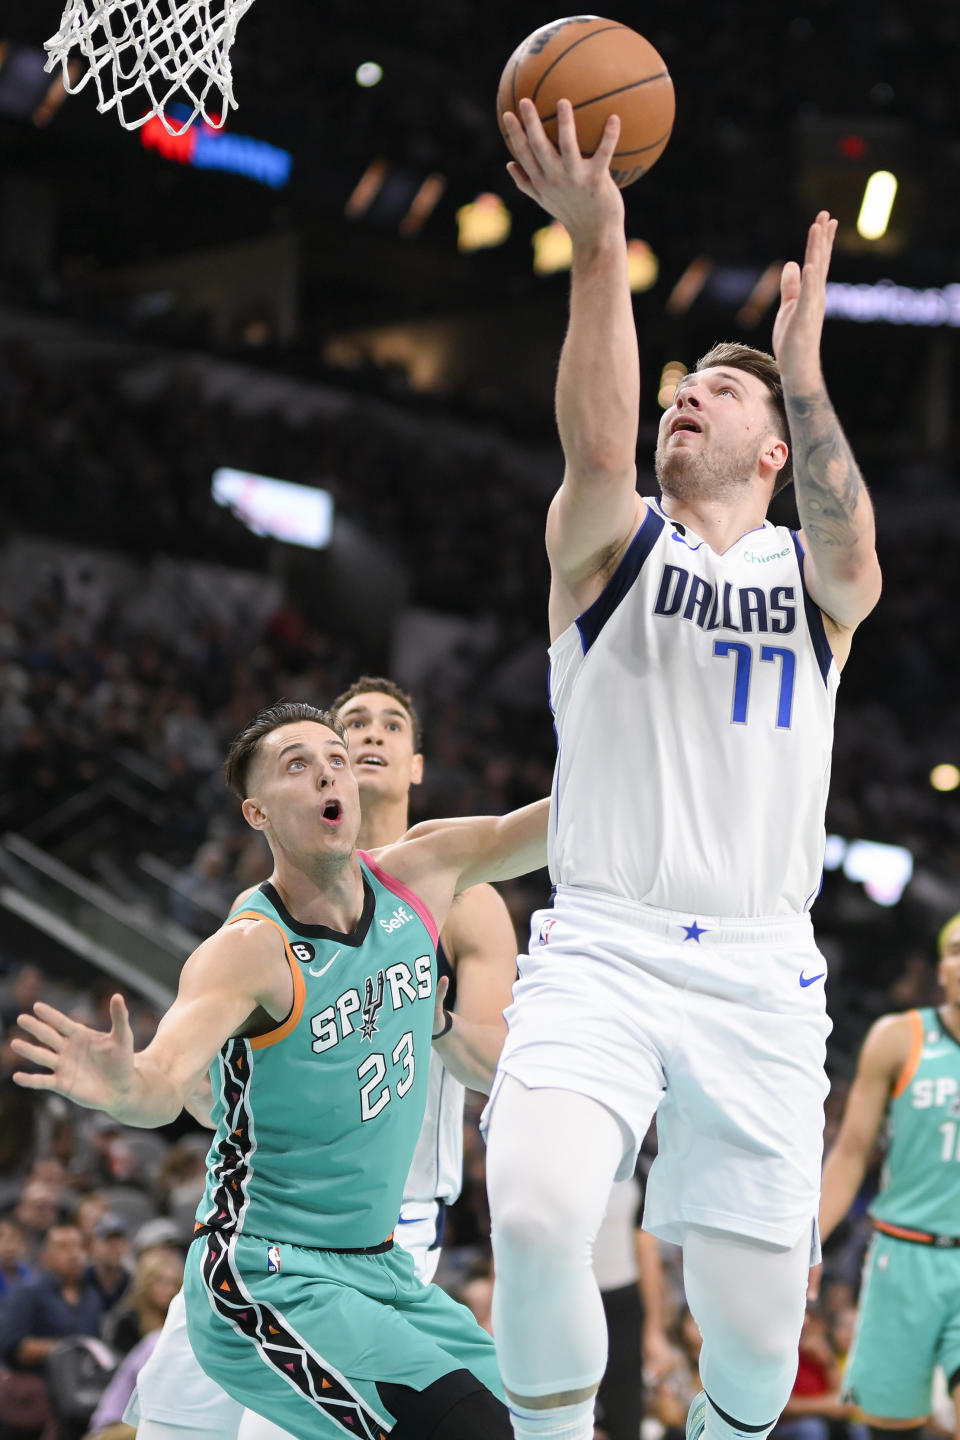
top-left (785, 388), bottom-right (866, 549)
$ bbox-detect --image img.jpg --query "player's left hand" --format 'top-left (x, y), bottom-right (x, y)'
top-left (772, 211), bottom-right (837, 391)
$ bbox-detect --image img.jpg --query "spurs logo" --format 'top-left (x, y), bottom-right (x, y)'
top-left (360, 971), bottom-right (385, 1041)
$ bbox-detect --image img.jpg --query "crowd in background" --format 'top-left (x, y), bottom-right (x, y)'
top-left (0, 338), bottom-right (958, 1437)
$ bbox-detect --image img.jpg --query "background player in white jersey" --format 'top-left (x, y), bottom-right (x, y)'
top-left (483, 98), bottom-right (882, 1440)
top-left (332, 676), bottom-right (518, 1280)
top-left (127, 679), bottom-right (519, 1440)
top-left (819, 913), bottom-right (960, 1437)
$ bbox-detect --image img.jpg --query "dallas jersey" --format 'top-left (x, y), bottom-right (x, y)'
top-left (402, 941), bottom-right (464, 1205)
top-left (548, 499), bottom-right (839, 917)
top-left (196, 856), bottom-right (437, 1251)
top-left (870, 1006), bottom-right (960, 1237)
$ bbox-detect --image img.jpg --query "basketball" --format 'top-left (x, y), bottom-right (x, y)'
top-left (496, 16), bottom-right (675, 188)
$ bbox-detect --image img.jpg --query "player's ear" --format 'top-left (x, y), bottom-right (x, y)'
top-left (241, 796), bottom-right (268, 831)
top-left (410, 753), bottom-right (424, 787)
top-left (763, 435), bottom-right (789, 481)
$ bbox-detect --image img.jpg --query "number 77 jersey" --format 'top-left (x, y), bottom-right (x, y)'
top-left (196, 856), bottom-right (437, 1252)
top-left (547, 500), bottom-right (839, 918)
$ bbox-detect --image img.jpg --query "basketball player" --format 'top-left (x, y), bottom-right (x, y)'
top-left (12, 701), bottom-right (548, 1440)
top-left (124, 679), bottom-right (520, 1440)
top-left (819, 913), bottom-right (960, 1436)
top-left (485, 98), bottom-right (882, 1440)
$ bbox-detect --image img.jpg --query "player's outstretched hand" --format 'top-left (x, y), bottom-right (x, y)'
top-left (772, 211), bottom-right (837, 392)
top-left (502, 97), bottom-right (624, 243)
top-left (11, 994), bottom-right (136, 1114)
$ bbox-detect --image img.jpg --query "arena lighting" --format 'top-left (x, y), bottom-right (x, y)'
top-left (822, 835), bottom-right (913, 907)
top-left (930, 764), bottom-right (960, 793)
top-left (532, 220), bottom-right (572, 276)
top-left (355, 62), bottom-right (383, 88)
top-left (455, 193), bottom-right (511, 253)
top-left (824, 279), bottom-right (960, 328)
top-left (665, 256), bottom-right (712, 317)
top-left (345, 159), bottom-right (388, 220)
top-left (626, 239), bottom-right (658, 293)
top-left (140, 105), bottom-right (292, 188)
top-left (657, 360), bottom-right (688, 408)
top-left (212, 468), bottom-right (334, 550)
top-left (399, 173), bottom-right (445, 238)
top-left (856, 170), bottom-right (898, 240)
top-left (736, 262), bottom-right (782, 328)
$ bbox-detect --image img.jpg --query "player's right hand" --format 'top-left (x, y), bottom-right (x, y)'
top-left (11, 994), bottom-right (137, 1114)
top-left (502, 97), bottom-right (624, 243)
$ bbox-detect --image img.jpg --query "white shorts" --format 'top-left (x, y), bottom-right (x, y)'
top-left (396, 1198), bottom-right (447, 1285)
top-left (485, 886), bottom-right (832, 1250)
top-left (124, 1207), bottom-right (447, 1431)
top-left (124, 1285), bottom-right (244, 1433)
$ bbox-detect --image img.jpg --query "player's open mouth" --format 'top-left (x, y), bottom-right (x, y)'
top-left (356, 755), bottom-right (387, 768)
top-left (670, 418), bottom-right (702, 436)
top-left (320, 799), bottom-right (343, 826)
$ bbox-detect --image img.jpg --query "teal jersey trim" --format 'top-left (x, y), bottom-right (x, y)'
top-left (196, 855), bottom-right (438, 1250)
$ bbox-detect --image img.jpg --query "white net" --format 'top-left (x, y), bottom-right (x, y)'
top-left (44, 0), bottom-right (257, 136)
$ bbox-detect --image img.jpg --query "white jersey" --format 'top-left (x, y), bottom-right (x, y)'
top-left (402, 941), bottom-right (464, 1205)
top-left (548, 499), bottom-right (839, 917)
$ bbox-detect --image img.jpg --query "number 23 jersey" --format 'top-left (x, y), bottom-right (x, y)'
top-left (547, 501), bottom-right (839, 918)
top-left (196, 855), bottom-right (437, 1251)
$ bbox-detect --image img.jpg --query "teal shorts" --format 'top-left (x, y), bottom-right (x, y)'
top-left (184, 1231), bottom-right (502, 1440)
top-left (843, 1232), bottom-right (960, 1419)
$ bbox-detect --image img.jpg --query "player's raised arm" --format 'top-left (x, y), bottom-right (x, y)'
top-left (377, 799), bottom-right (549, 922)
top-left (818, 1013), bottom-right (910, 1242)
top-left (503, 98), bottom-right (643, 621)
top-left (773, 212), bottom-right (882, 632)
top-left (10, 920), bottom-right (285, 1129)
top-left (431, 882), bottom-right (517, 1094)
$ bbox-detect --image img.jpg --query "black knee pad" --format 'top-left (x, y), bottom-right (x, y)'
top-left (379, 1368), bottom-right (512, 1440)
top-left (868, 1428), bottom-right (925, 1440)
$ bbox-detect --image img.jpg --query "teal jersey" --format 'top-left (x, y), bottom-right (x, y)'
top-left (196, 854), bottom-right (438, 1250)
top-left (870, 1006), bottom-right (960, 1237)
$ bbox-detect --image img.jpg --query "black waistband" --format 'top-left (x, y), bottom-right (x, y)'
top-left (192, 1223), bottom-right (395, 1255)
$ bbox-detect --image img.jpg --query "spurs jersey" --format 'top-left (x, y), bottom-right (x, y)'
top-left (402, 941), bottom-right (465, 1206)
top-left (548, 499), bottom-right (839, 917)
top-left (197, 858), bottom-right (437, 1251)
top-left (870, 1007), bottom-right (960, 1237)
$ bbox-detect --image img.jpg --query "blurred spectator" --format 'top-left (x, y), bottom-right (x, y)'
top-left (651, 1308), bottom-right (703, 1440)
top-left (0, 1031), bottom-right (42, 1177)
top-left (454, 1257), bottom-right (494, 1337)
top-left (774, 1307), bottom-right (857, 1440)
top-left (0, 967), bottom-right (44, 1033)
top-left (14, 1181), bottom-right (64, 1261)
top-left (0, 1222), bottom-right (104, 1434)
top-left (101, 1243), bottom-right (182, 1360)
top-left (85, 1216), bottom-right (132, 1313)
top-left (131, 1218), bottom-right (186, 1259)
top-left (0, 1216), bottom-right (33, 1300)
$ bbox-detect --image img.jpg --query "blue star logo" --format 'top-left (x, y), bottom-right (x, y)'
top-left (682, 920), bottom-right (708, 943)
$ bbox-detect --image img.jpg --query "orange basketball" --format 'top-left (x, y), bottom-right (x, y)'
top-left (496, 16), bottom-right (675, 188)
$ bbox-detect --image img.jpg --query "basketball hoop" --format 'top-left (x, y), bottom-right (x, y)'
top-left (44, 0), bottom-right (257, 136)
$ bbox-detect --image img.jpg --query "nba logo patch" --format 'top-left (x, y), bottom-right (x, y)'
top-left (539, 918), bottom-right (557, 945)
top-left (267, 1245), bottom-right (281, 1274)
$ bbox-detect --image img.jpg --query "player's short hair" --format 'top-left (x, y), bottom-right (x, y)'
top-left (938, 911), bottom-right (960, 957)
top-left (696, 342), bottom-right (793, 495)
top-left (331, 676), bottom-right (422, 752)
top-left (224, 701), bottom-right (346, 800)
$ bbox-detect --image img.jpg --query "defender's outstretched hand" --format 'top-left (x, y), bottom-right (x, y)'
top-left (11, 994), bottom-right (136, 1113)
top-left (502, 97), bottom-right (624, 243)
top-left (772, 211), bottom-right (838, 391)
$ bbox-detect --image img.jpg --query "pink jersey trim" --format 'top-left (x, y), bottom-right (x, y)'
top-left (358, 850), bottom-right (440, 949)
